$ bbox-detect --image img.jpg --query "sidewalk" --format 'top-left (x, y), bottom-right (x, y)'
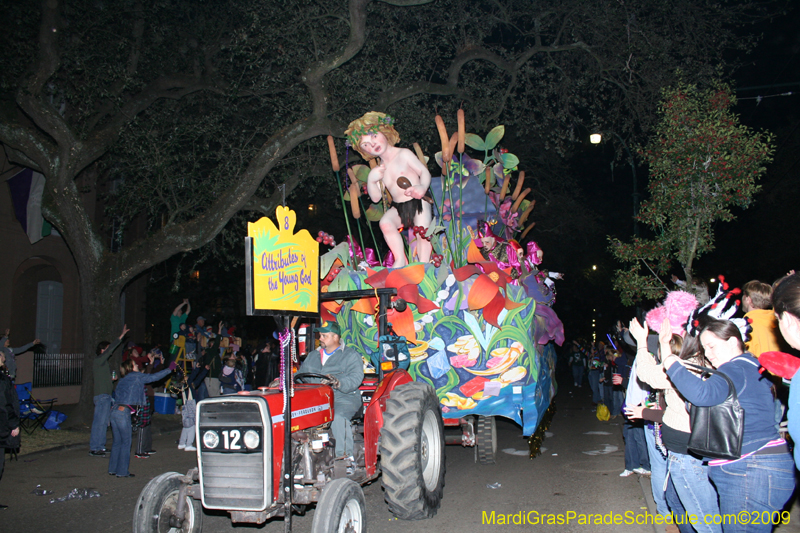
top-left (14, 402), bottom-right (182, 455)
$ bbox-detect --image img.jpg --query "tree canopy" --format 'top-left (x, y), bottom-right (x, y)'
top-left (609, 80), bottom-right (775, 305)
top-left (0, 0), bottom-right (774, 411)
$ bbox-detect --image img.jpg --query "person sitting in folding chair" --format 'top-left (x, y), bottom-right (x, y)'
top-left (0, 350), bottom-right (21, 509)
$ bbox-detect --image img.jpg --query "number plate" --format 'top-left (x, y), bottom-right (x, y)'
top-left (202, 427), bottom-right (262, 452)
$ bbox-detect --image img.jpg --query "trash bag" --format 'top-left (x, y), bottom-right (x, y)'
top-left (596, 403), bottom-right (610, 422)
top-left (50, 488), bottom-right (102, 503)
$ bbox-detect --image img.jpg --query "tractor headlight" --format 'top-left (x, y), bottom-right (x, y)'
top-left (203, 430), bottom-right (219, 449)
top-left (244, 429), bottom-right (260, 449)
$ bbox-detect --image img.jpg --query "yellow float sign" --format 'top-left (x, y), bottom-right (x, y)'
top-left (246, 206), bottom-right (319, 315)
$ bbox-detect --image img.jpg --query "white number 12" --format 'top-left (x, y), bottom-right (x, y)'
top-left (222, 430), bottom-right (241, 450)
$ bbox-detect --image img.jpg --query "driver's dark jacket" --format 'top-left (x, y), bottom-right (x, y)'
top-left (299, 345), bottom-right (363, 417)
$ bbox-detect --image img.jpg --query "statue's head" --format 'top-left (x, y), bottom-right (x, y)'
top-left (345, 112), bottom-right (400, 160)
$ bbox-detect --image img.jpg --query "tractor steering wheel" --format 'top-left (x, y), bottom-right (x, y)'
top-left (293, 372), bottom-right (329, 384)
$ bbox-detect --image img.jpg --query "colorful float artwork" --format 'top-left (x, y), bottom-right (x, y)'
top-left (318, 260), bottom-right (561, 436)
top-left (318, 111), bottom-right (563, 436)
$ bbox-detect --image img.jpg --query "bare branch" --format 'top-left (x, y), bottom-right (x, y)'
top-left (16, 0), bottom-right (77, 158)
top-left (242, 175), bottom-right (303, 215)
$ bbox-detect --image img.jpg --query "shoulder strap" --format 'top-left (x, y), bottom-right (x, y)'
top-left (683, 362), bottom-right (738, 402)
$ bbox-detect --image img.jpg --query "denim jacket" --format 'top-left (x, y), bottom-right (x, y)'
top-left (113, 369), bottom-right (171, 406)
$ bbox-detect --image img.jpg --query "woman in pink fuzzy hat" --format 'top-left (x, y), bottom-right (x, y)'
top-left (644, 290), bottom-right (699, 337)
top-left (628, 291), bottom-right (722, 529)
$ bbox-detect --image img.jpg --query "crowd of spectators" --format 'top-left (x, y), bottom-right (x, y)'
top-left (570, 273), bottom-right (799, 533)
top-left (81, 298), bottom-right (286, 479)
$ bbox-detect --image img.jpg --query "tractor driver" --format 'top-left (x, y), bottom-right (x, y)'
top-left (299, 321), bottom-right (364, 461)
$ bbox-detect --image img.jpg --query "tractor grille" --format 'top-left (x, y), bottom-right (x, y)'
top-left (197, 398), bottom-right (271, 511)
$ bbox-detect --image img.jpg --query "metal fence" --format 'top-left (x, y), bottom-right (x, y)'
top-left (33, 353), bottom-right (84, 387)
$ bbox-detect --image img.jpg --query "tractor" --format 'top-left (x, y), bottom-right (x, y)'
top-left (133, 288), bottom-right (446, 533)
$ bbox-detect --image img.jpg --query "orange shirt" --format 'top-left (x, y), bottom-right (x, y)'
top-left (745, 309), bottom-right (783, 357)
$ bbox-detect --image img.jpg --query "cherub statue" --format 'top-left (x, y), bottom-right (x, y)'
top-left (346, 112), bottom-right (432, 268)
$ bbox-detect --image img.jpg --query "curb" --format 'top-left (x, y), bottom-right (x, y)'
top-left (638, 474), bottom-right (667, 533)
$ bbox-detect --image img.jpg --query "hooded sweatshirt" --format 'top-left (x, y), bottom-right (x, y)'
top-left (0, 336), bottom-right (36, 380)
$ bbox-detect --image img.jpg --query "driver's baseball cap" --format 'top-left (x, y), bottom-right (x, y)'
top-left (317, 321), bottom-right (341, 336)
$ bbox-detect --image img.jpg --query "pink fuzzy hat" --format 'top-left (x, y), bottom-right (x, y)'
top-left (645, 290), bottom-right (699, 336)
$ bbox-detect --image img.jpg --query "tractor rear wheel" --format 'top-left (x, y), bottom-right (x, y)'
top-left (380, 381), bottom-right (445, 520)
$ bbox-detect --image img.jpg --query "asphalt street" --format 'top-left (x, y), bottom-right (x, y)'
top-left (2, 382), bottom-right (799, 532)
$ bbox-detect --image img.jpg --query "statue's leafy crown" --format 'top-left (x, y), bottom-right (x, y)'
top-left (346, 114), bottom-right (395, 146)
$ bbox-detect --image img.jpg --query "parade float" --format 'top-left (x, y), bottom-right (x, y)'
top-left (320, 110), bottom-right (564, 461)
top-left (134, 112), bottom-right (565, 533)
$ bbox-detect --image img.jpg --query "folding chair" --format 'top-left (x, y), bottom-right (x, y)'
top-left (15, 382), bottom-right (57, 434)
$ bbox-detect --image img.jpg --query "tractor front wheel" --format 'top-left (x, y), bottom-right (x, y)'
top-left (380, 381), bottom-right (445, 520)
top-left (311, 478), bottom-right (366, 533)
top-left (133, 472), bottom-right (203, 533)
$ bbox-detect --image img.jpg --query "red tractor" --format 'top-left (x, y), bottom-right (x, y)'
top-left (133, 289), bottom-right (445, 533)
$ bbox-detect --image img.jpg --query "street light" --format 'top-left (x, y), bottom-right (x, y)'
top-left (591, 132), bottom-right (639, 236)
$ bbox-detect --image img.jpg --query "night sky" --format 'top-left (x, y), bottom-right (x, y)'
top-left (554, 5), bottom-right (800, 340)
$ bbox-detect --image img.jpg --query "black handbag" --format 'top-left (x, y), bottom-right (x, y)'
top-left (684, 363), bottom-right (744, 460)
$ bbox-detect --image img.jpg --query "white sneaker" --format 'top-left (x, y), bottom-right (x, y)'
top-left (178, 444), bottom-right (186, 450)
top-left (633, 468), bottom-right (651, 475)
top-left (185, 446), bottom-right (197, 451)
top-left (619, 469), bottom-right (634, 477)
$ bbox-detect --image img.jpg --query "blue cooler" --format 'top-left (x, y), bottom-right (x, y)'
top-left (153, 392), bottom-right (177, 415)
top-left (43, 411), bottom-right (67, 430)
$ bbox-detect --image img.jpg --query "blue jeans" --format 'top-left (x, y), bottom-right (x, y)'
top-left (709, 452), bottom-right (795, 533)
top-left (668, 452), bottom-right (721, 533)
top-left (623, 420), bottom-right (650, 471)
top-left (90, 394), bottom-right (112, 452)
top-left (611, 389), bottom-right (624, 417)
top-left (587, 370), bottom-right (601, 403)
top-left (665, 474), bottom-right (694, 533)
top-left (644, 424), bottom-right (669, 516)
top-left (109, 405), bottom-right (132, 476)
top-left (188, 366), bottom-right (208, 401)
top-left (571, 365), bottom-right (584, 386)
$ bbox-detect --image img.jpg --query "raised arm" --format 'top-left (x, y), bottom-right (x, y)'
top-left (12, 340), bottom-right (39, 355)
top-left (665, 360), bottom-right (732, 407)
top-left (143, 367), bottom-right (173, 384)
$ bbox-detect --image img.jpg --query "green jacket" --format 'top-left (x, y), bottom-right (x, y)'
top-left (299, 344), bottom-right (364, 417)
top-left (93, 338), bottom-right (122, 396)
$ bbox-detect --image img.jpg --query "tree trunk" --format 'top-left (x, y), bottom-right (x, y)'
top-left (76, 275), bottom-right (123, 425)
top-left (681, 217), bottom-right (703, 290)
